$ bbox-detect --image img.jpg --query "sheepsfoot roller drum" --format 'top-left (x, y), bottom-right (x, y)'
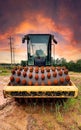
top-left (3, 66), bottom-right (78, 99)
top-left (3, 34), bottom-right (78, 100)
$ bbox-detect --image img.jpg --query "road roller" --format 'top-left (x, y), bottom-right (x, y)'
top-left (3, 34), bottom-right (78, 101)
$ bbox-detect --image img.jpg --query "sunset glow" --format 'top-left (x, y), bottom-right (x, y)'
top-left (0, 0), bottom-right (81, 63)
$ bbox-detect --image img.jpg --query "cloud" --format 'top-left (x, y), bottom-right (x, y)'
top-left (0, 0), bottom-right (81, 63)
top-left (55, 41), bottom-right (81, 61)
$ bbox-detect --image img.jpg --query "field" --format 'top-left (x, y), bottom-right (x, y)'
top-left (0, 71), bottom-right (81, 130)
top-left (0, 66), bottom-right (11, 76)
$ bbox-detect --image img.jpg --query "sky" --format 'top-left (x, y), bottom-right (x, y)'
top-left (0, 0), bottom-right (81, 63)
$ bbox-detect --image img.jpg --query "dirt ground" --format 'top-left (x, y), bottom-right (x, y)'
top-left (0, 74), bottom-right (81, 130)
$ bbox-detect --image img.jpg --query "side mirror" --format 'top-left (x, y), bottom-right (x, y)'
top-left (22, 37), bottom-right (25, 43)
top-left (22, 35), bottom-right (30, 43)
top-left (52, 35), bottom-right (57, 44)
top-left (53, 39), bottom-right (57, 44)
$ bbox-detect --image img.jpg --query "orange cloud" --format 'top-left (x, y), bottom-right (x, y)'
top-left (14, 14), bottom-right (78, 60)
top-left (55, 42), bottom-right (81, 61)
top-left (15, 14), bottom-right (73, 42)
top-left (0, 47), bottom-right (9, 52)
top-left (0, 14), bottom-right (81, 63)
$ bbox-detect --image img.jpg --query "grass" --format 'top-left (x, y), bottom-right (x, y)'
top-left (70, 75), bottom-right (81, 113)
top-left (0, 66), bottom-right (11, 76)
top-left (46, 122), bottom-right (54, 130)
top-left (42, 115), bottom-right (55, 130)
top-left (70, 125), bottom-right (76, 130)
top-left (56, 112), bottom-right (64, 123)
top-left (63, 98), bottom-right (77, 112)
top-left (55, 103), bottom-right (64, 123)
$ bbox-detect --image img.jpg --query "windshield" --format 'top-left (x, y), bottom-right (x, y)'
top-left (27, 34), bottom-right (51, 65)
top-left (28, 43), bottom-right (47, 57)
top-left (28, 35), bottom-right (49, 57)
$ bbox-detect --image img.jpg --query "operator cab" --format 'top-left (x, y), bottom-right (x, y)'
top-left (22, 34), bottom-right (57, 66)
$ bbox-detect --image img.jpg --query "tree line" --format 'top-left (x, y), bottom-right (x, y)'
top-left (53, 58), bottom-right (81, 72)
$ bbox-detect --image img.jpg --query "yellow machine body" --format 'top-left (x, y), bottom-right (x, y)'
top-left (3, 81), bottom-right (78, 98)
